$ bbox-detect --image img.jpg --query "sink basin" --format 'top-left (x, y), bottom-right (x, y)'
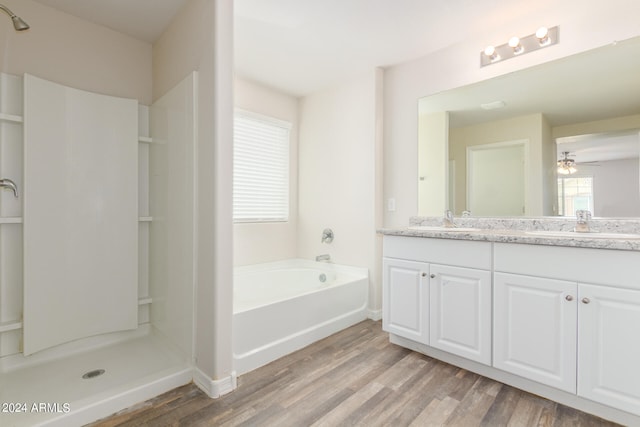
top-left (524, 230), bottom-right (640, 239)
top-left (408, 226), bottom-right (480, 232)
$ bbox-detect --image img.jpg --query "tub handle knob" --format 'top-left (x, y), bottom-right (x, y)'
top-left (321, 228), bottom-right (334, 244)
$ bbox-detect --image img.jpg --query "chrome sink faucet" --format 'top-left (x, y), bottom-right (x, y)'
top-left (574, 210), bottom-right (592, 233)
top-left (443, 210), bottom-right (456, 228)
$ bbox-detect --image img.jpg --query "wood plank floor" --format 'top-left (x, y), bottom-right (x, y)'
top-left (89, 320), bottom-right (620, 426)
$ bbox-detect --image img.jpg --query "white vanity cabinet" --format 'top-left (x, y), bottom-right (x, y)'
top-left (578, 283), bottom-right (640, 415)
top-left (382, 258), bottom-right (429, 343)
top-left (494, 243), bottom-right (640, 416)
top-left (493, 272), bottom-right (577, 393)
top-left (382, 236), bottom-right (492, 365)
top-left (429, 264), bottom-right (491, 364)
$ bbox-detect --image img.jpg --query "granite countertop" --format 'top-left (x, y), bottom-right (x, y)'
top-left (378, 217), bottom-right (640, 251)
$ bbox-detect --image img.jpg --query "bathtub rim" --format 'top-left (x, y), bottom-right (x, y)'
top-left (233, 258), bottom-right (369, 314)
top-left (232, 258), bottom-right (369, 375)
top-left (234, 258), bottom-right (368, 278)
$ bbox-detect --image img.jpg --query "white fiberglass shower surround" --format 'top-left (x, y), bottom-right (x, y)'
top-left (0, 71), bottom-right (198, 426)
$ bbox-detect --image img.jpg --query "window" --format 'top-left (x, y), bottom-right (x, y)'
top-left (558, 176), bottom-right (594, 216)
top-left (233, 110), bottom-right (291, 222)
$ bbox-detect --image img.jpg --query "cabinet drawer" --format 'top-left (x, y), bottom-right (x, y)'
top-left (383, 235), bottom-right (491, 270)
top-left (494, 243), bottom-right (640, 289)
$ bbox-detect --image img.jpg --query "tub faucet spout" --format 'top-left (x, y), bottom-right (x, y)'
top-left (0, 179), bottom-right (17, 197)
top-left (316, 254), bottom-right (331, 262)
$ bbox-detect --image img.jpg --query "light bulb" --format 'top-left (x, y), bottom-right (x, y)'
top-left (484, 45), bottom-right (499, 61)
top-left (508, 36), bottom-right (524, 54)
top-left (536, 26), bottom-right (549, 45)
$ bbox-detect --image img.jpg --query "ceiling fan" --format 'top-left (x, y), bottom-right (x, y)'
top-left (557, 151), bottom-right (577, 175)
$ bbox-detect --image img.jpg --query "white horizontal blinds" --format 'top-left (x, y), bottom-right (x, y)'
top-left (234, 110), bottom-right (291, 222)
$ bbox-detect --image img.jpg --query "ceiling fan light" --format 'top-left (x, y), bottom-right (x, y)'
top-left (557, 153), bottom-right (578, 175)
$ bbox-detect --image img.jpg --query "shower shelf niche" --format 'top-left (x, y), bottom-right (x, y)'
top-left (0, 112), bottom-right (22, 123)
top-left (0, 321), bottom-right (22, 333)
top-left (138, 136), bottom-right (165, 145)
top-left (0, 217), bottom-right (22, 223)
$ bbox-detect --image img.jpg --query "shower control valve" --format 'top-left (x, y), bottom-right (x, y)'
top-left (321, 228), bottom-right (334, 244)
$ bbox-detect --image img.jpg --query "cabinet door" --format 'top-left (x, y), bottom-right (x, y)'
top-left (382, 258), bottom-right (429, 343)
top-left (578, 284), bottom-right (640, 415)
top-left (429, 265), bottom-right (492, 365)
top-left (494, 273), bottom-right (577, 393)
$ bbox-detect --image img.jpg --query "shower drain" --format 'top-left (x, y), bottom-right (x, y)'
top-left (82, 369), bottom-right (106, 379)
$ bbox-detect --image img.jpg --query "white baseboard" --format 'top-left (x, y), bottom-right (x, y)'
top-left (193, 367), bottom-right (237, 398)
top-left (367, 309), bottom-right (382, 321)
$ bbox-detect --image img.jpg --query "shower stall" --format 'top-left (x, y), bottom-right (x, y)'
top-left (0, 67), bottom-right (198, 426)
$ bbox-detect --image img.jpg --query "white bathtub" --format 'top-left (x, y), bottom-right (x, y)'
top-left (233, 259), bottom-right (369, 375)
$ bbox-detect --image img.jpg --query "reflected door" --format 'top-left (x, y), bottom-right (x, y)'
top-left (467, 141), bottom-right (526, 216)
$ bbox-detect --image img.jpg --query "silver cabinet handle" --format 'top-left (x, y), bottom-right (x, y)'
top-left (565, 295), bottom-right (574, 301)
top-left (582, 297), bottom-right (591, 304)
top-left (430, 274), bottom-right (436, 279)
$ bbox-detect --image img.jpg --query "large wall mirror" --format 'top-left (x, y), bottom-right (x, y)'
top-left (418, 36), bottom-right (640, 218)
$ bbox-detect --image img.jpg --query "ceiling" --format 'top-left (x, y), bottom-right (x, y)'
top-left (418, 36), bottom-right (640, 164)
top-left (234, 0), bottom-right (546, 97)
top-left (419, 36), bottom-right (640, 128)
top-left (32, 0), bottom-right (189, 43)
top-left (32, 0), bottom-right (556, 97)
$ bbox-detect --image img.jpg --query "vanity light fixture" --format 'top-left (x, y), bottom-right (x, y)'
top-left (481, 26), bottom-right (559, 67)
top-left (557, 151), bottom-right (577, 175)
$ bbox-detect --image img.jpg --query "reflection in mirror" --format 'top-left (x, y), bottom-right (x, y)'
top-left (556, 130), bottom-right (640, 217)
top-left (418, 36), bottom-right (640, 218)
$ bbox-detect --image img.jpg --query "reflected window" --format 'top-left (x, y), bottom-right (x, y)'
top-left (558, 176), bottom-right (594, 216)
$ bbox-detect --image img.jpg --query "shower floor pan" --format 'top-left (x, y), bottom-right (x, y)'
top-left (0, 329), bottom-right (191, 427)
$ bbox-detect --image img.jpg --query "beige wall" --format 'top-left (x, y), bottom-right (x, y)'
top-left (581, 159), bottom-right (640, 217)
top-left (418, 112), bottom-right (449, 216)
top-left (233, 77), bottom-right (299, 266)
top-left (541, 115), bottom-right (556, 215)
top-left (154, 0), bottom-right (235, 388)
top-left (0, 0), bottom-right (151, 104)
top-left (449, 114), bottom-right (554, 216)
top-left (297, 69), bottom-right (384, 313)
top-left (384, 0), bottom-right (640, 226)
top-left (553, 113), bottom-right (640, 139)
